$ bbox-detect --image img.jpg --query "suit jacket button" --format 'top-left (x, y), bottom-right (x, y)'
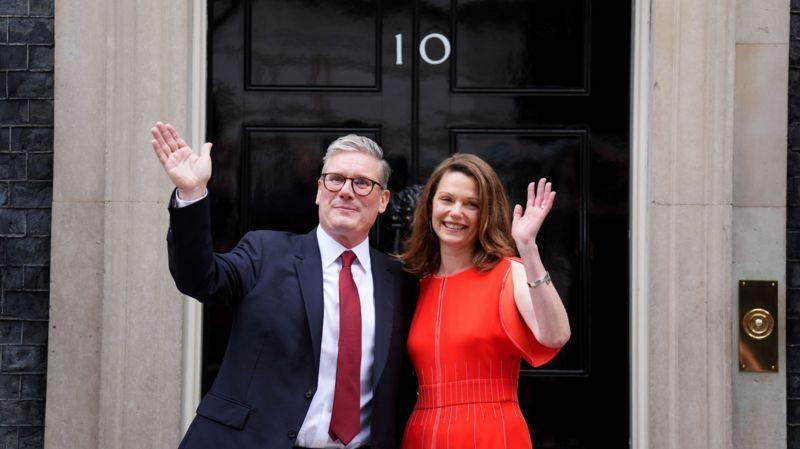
top-left (288, 429), bottom-right (298, 439)
top-left (305, 390), bottom-right (313, 399)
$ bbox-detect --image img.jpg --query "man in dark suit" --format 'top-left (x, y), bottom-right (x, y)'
top-left (150, 122), bottom-right (415, 449)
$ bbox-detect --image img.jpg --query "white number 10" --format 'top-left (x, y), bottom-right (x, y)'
top-left (394, 33), bottom-right (452, 66)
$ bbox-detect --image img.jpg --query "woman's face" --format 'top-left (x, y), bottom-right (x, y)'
top-left (431, 171), bottom-right (481, 253)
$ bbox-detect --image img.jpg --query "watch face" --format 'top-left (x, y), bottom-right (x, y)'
top-left (527, 272), bottom-right (551, 288)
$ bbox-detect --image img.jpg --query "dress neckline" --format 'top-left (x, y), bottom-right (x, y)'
top-left (430, 265), bottom-right (477, 279)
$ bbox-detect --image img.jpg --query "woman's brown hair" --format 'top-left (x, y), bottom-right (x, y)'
top-left (399, 153), bottom-right (515, 276)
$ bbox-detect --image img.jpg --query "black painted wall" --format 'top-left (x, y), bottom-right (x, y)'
top-left (788, 0), bottom-right (800, 446)
top-left (0, 0), bottom-right (53, 447)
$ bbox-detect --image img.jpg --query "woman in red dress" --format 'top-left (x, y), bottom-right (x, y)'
top-left (399, 154), bottom-right (571, 449)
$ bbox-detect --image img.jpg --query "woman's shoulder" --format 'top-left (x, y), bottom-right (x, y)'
top-left (494, 256), bottom-right (522, 275)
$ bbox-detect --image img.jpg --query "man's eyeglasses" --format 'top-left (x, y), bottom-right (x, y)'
top-left (321, 173), bottom-right (383, 196)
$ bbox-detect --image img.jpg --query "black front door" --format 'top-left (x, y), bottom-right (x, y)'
top-left (205, 1), bottom-right (630, 447)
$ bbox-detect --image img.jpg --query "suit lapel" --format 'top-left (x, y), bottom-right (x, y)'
top-left (370, 248), bottom-right (395, 386)
top-left (295, 231), bottom-right (397, 383)
top-left (295, 230), bottom-right (324, 372)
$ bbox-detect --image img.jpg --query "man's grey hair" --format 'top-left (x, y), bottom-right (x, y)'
top-left (321, 134), bottom-right (392, 187)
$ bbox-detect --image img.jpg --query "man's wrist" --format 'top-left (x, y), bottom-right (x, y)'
top-left (177, 186), bottom-right (207, 201)
top-left (174, 187), bottom-right (208, 208)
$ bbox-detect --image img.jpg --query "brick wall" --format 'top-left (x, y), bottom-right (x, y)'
top-left (0, 0), bottom-right (52, 447)
top-left (789, 0), bottom-right (800, 446)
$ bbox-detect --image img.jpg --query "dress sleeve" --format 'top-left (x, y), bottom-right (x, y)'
top-left (498, 261), bottom-right (561, 367)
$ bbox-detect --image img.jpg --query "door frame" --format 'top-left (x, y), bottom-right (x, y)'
top-left (182, 0), bottom-right (208, 431)
top-left (182, 0), bottom-right (650, 445)
top-left (629, 0), bottom-right (650, 447)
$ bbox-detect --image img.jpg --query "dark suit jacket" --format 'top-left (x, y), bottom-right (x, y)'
top-left (167, 194), bottom-right (416, 449)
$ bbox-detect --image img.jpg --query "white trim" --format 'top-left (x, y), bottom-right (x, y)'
top-left (181, 0), bottom-right (208, 433)
top-left (630, 0), bottom-right (650, 448)
top-left (181, 299), bottom-right (203, 431)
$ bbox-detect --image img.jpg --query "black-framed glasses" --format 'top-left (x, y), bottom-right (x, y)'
top-left (321, 173), bottom-right (383, 196)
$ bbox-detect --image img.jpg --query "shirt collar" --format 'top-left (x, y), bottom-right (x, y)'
top-left (316, 226), bottom-right (371, 272)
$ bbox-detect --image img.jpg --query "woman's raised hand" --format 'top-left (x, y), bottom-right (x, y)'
top-left (511, 178), bottom-right (556, 251)
top-left (150, 121), bottom-right (212, 200)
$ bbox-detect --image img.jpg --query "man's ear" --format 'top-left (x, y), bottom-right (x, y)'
top-left (315, 179), bottom-right (322, 205)
top-left (378, 189), bottom-right (390, 213)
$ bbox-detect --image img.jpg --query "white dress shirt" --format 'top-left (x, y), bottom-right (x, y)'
top-left (175, 191), bottom-right (375, 448)
top-left (296, 226), bottom-right (375, 448)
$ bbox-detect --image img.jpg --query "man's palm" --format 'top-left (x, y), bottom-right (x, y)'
top-left (151, 121), bottom-right (212, 194)
top-left (164, 147), bottom-right (211, 191)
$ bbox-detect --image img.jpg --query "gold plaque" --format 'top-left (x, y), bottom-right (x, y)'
top-left (738, 281), bottom-right (778, 372)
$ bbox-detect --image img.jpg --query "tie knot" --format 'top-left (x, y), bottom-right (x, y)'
top-left (340, 250), bottom-right (357, 268)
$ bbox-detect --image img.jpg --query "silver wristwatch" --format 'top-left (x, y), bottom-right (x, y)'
top-left (527, 271), bottom-right (551, 288)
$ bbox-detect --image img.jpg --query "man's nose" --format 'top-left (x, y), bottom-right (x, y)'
top-left (338, 179), bottom-right (355, 197)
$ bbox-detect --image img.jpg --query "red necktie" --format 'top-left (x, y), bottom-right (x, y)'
top-left (329, 250), bottom-right (361, 445)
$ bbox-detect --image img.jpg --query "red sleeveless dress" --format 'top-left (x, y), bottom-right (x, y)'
top-left (400, 258), bottom-right (560, 449)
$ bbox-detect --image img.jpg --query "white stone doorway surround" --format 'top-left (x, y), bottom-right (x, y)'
top-left (44, 0), bottom-right (789, 447)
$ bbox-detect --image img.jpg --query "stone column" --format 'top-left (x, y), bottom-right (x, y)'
top-left (46, 0), bottom-right (194, 447)
top-left (731, 0), bottom-right (790, 447)
top-left (648, 0), bottom-right (736, 447)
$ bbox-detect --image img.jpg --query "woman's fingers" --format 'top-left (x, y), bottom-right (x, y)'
top-left (513, 204), bottom-right (523, 219)
top-left (535, 178), bottom-right (546, 208)
top-left (522, 178), bottom-right (555, 217)
top-left (540, 182), bottom-right (552, 209)
top-left (528, 178), bottom-right (546, 210)
top-left (526, 182), bottom-right (536, 209)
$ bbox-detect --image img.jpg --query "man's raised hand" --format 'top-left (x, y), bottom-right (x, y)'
top-left (150, 122), bottom-right (212, 201)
